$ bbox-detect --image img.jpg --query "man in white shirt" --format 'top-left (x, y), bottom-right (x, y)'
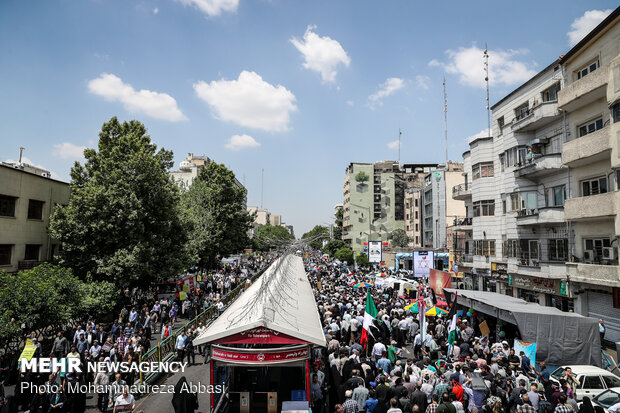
top-left (372, 341), bottom-right (386, 361)
top-left (114, 386), bottom-right (135, 410)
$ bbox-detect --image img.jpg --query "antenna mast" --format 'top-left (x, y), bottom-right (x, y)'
top-left (484, 44), bottom-right (491, 136)
top-left (260, 168), bottom-right (264, 209)
top-left (443, 77), bottom-right (448, 164)
top-left (398, 128), bottom-right (402, 166)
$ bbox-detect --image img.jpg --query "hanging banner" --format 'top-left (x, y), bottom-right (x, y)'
top-left (414, 250), bottom-right (434, 278)
top-left (479, 320), bottom-right (490, 337)
top-left (429, 269), bottom-right (452, 298)
top-left (18, 339), bottom-right (37, 362)
top-left (211, 345), bottom-right (310, 365)
top-left (211, 328), bottom-right (308, 345)
top-left (368, 241), bottom-right (382, 263)
top-left (513, 340), bottom-right (537, 367)
top-left (448, 251), bottom-right (464, 278)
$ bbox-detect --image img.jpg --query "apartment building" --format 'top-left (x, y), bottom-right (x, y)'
top-left (558, 9), bottom-right (620, 341)
top-left (0, 164), bottom-right (70, 272)
top-left (422, 161), bottom-right (466, 250)
top-left (402, 164), bottom-right (438, 248)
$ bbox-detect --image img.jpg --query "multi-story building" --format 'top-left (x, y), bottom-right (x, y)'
top-left (0, 164), bottom-right (70, 272)
top-left (422, 161), bottom-right (466, 250)
top-left (402, 164), bottom-right (438, 248)
top-left (343, 161), bottom-right (408, 254)
top-left (557, 8), bottom-right (620, 340)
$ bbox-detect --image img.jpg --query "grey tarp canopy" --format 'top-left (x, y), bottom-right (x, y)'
top-left (444, 289), bottom-right (601, 367)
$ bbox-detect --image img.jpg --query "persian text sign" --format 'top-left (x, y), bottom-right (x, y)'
top-left (211, 346), bottom-right (310, 365)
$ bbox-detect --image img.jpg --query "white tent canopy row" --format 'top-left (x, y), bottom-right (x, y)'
top-left (443, 289), bottom-right (601, 367)
top-left (194, 255), bottom-right (326, 347)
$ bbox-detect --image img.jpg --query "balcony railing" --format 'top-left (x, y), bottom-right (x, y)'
top-left (452, 183), bottom-right (472, 200)
top-left (452, 217), bottom-right (472, 226)
top-left (516, 208), bottom-right (538, 217)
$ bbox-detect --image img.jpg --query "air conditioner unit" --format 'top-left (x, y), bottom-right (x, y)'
top-left (584, 250), bottom-right (595, 262)
top-left (602, 247), bottom-right (617, 260)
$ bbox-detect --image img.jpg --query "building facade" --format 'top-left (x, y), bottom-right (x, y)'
top-left (0, 164), bottom-right (70, 272)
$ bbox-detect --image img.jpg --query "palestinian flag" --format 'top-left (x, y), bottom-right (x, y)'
top-left (361, 290), bottom-right (378, 349)
top-left (447, 313), bottom-right (458, 347)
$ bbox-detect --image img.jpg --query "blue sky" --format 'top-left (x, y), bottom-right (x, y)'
top-left (0, 0), bottom-right (617, 236)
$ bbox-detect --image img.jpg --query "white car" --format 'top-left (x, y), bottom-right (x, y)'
top-left (589, 387), bottom-right (620, 413)
top-left (550, 365), bottom-right (620, 401)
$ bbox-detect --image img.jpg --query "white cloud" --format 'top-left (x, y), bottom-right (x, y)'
top-left (290, 25), bottom-right (350, 83)
top-left (346, 100), bottom-right (354, 106)
top-left (466, 129), bottom-right (491, 144)
top-left (416, 75), bottom-right (431, 90)
top-left (193, 71), bottom-right (297, 132)
top-left (225, 134), bottom-right (260, 151)
top-left (567, 9), bottom-right (612, 47)
top-left (52, 142), bottom-right (86, 160)
top-left (368, 77), bottom-right (405, 109)
top-left (175, 0), bottom-right (238, 17)
top-left (153, 7), bottom-right (159, 14)
top-left (387, 140), bottom-right (400, 150)
top-left (5, 157), bottom-right (62, 180)
top-left (88, 73), bottom-right (187, 122)
top-left (430, 46), bottom-right (537, 88)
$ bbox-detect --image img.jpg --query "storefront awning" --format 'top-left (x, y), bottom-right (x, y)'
top-left (194, 255), bottom-right (326, 347)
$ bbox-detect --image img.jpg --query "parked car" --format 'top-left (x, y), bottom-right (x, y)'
top-left (586, 387), bottom-right (620, 413)
top-left (550, 365), bottom-right (620, 401)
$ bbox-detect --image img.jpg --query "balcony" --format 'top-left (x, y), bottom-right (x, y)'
top-left (456, 254), bottom-right (474, 266)
top-left (511, 101), bottom-right (561, 132)
top-left (452, 217), bottom-right (473, 231)
top-left (452, 183), bottom-right (472, 200)
top-left (566, 262), bottom-right (620, 288)
top-left (562, 127), bottom-right (611, 167)
top-left (515, 153), bottom-right (563, 179)
top-left (564, 191), bottom-right (616, 221)
top-left (558, 66), bottom-right (607, 112)
top-left (515, 207), bottom-right (565, 226)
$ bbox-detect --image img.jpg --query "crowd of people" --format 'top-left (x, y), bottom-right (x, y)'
top-left (0, 254), bottom-right (271, 413)
top-left (305, 255), bottom-right (598, 413)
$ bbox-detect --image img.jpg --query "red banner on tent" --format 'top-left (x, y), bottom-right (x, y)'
top-left (212, 346), bottom-right (310, 364)
top-left (211, 327), bottom-right (308, 345)
top-left (429, 269), bottom-right (452, 298)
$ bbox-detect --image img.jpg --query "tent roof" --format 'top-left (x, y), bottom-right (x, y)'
top-left (194, 255), bottom-right (326, 347)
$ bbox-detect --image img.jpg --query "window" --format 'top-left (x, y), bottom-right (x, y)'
top-left (415, 236), bottom-right (419, 245)
top-left (0, 195), bottom-right (17, 218)
top-left (27, 200), bottom-right (44, 220)
top-left (504, 239), bottom-right (519, 258)
top-left (548, 239), bottom-right (568, 262)
top-left (582, 176), bottom-right (607, 196)
top-left (546, 185), bottom-right (566, 207)
top-left (499, 154), bottom-right (505, 172)
top-left (472, 162), bottom-right (494, 180)
top-left (542, 83), bottom-right (560, 102)
top-left (24, 244), bottom-right (40, 261)
top-left (497, 116), bottom-right (505, 135)
top-left (510, 192), bottom-right (537, 212)
top-left (502, 147), bottom-right (528, 168)
top-left (0, 245), bottom-right (11, 266)
top-left (502, 200), bottom-right (506, 215)
top-left (602, 375), bottom-right (620, 389)
top-left (578, 117), bottom-right (604, 137)
top-left (582, 375), bottom-right (604, 390)
top-left (474, 240), bottom-right (496, 256)
top-left (415, 211), bottom-right (418, 219)
top-left (613, 103), bottom-right (620, 124)
top-left (473, 200), bottom-right (495, 217)
top-left (415, 224), bottom-right (419, 231)
top-left (514, 102), bottom-right (530, 121)
top-left (519, 239), bottom-right (540, 266)
top-left (415, 199), bottom-right (418, 207)
top-left (585, 238), bottom-right (611, 258)
top-left (576, 59), bottom-right (600, 80)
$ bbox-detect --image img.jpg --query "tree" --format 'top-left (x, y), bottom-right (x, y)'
top-left (333, 207), bottom-right (344, 240)
top-left (50, 117), bottom-right (188, 287)
top-left (181, 162), bottom-right (254, 269)
top-left (253, 223), bottom-right (294, 251)
top-left (356, 253), bottom-right (370, 269)
top-left (391, 228), bottom-right (411, 248)
top-left (324, 239), bottom-right (346, 257)
top-left (335, 247), bottom-right (354, 265)
top-left (355, 171), bottom-right (370, 183)
top-left (302, 225), bottom-right (330, 249)
top-left (0, 264), bottom-right (116, 347)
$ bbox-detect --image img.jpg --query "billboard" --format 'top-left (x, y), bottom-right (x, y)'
top-left (429, 269), bottom-right (452, 298)
top-left (413, 250), bottom-right (434, 278)
top-left (368, 241), bottom-right (382, 263)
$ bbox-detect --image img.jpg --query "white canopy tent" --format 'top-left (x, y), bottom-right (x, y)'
top-left (194, 254), bottom-right (326, 347)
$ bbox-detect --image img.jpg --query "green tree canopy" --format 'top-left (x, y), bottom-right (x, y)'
top-left (0, 264), bottom-right (116, 347)
top-left (302, 225), bottom-right (330, 249)
top-left (335, 247), bottom-right (354, 265)
top-left (390, 228), bottom-right (411, 248)
top-left (333, 207), bottom-right (343, 240)
top-left (50, 117), bottom-right (188, 287)
top-left (355, 171), bottom-right (370, 183)
top-left (356, 253), bottom-right (370, 269)
top-left (253, 223), bottom-right (294, 251)
top-left (323, 239), bottom-right (346, 257)
top-left (181, 162), bottom-right (254, 269)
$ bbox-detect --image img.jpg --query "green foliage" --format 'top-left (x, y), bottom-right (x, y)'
top-left (0, 264), bottom-right (116, 346)
top-left (253, 223), bottom-right (294, 251)
top-left (355, 171), bottom-right (370, 183)
top-left (50, 117), bottom-right (188, 287)
top-left (302, 225), bottom-right (330, 250)
top-left (181, 162), bottom-right (254, 269)
top-left (334, 247), bottom-right (354, 265)
top-left (323, 239), bottom-right (346, 257)
top-left (390, 228), bottom-right (411, 248)
top-left (356, 253), bottom-right (370, 268)
top-left (333, 207), bottom-right (344, 240)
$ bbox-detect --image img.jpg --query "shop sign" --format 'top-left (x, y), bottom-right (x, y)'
top-left (508, 274), bottom-right (513, 285)
top-left (491, 262), bottom-right (508, 272)
top-left (512, 275), bottom-right (567, 296)
top-left (211, 346), bottom-right (310, 364)
top-left (212, 327), bottom-right (308, 345)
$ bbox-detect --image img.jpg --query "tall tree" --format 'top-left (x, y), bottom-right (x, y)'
top-left (253, 223), bottom-right (294, 251)
top-left (50, 117), bottom-right (188, 287)
top-left (390, 228), bottom-right (411, 248)
top-left (181, 161), bottom-right (253, 269)
top-left (302, 225), bottom-right (330, 249)
top-left (333, 207), bottom-right (344, 240)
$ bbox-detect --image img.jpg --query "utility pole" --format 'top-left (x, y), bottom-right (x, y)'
top-left (483, 44), bottom-right (491, 136)
top-left (398, 128), bottom-right (402, 167)
top-left (443, 77), bottom-right (448, 164)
